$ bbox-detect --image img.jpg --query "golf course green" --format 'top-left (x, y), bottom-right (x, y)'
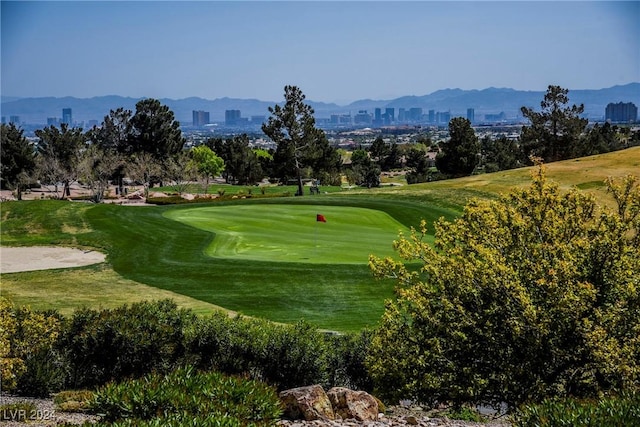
top-left (5, 148), bottom-right (637, 331)
top-left (165, 205), bottom-right (408, 264)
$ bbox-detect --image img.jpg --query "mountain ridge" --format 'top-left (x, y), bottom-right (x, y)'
top-left (2, 83), bottom-right (638, 125)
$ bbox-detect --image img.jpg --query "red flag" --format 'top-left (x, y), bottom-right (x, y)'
top-left (316, 214), bottom-right (326, 223)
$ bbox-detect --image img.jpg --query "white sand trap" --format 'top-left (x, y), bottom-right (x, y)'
top-left (0, 246), bottom-right (106, 273)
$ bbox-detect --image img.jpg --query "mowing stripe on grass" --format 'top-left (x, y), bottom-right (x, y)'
top-left (164, 205), bottom-right (409, 264)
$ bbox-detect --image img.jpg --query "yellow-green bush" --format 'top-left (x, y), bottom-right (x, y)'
top-left (0, 297), bottom-right (62, 395)
top-left (368, 169), bottom-right (640, 408)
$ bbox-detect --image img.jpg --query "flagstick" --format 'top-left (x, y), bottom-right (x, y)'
top-left (314, 218), bottom-right (318, 258)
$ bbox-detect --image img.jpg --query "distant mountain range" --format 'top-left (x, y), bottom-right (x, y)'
top-left (2, 83), bottom-right (639, 125)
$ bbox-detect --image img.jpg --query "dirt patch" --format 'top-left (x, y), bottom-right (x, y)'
top-left (0, 247), bottom-right (106, 274)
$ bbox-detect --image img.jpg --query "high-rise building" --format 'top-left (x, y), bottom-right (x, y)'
top-left (9, 115), bottom-right (20, 124)
top-left (225, 110), bottom-right (242, 126)
top-left (354, 110), bottom-right (372, 125)
top-left (192, 110), bottom-right (210, 127)
top-left (436, 111), bottom-right (451, 125)
top-left (409, 108), bottom-right (423, 122)
top-left (428, 110), bottom-right (435, 123)
top-left (47, 117), bottom-right (59, 126)
top-left (384, 108), bottom-right (395, 125)
top-left (605, 102), bottom-right (637, 123)
top-left (62, 108), bottom-right (72, 125)
top-left (373, 108), bottom-right (383, 127)
top-left (467, 108), bottom-right (475, 123)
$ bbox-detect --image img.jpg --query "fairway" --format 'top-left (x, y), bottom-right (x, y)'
top-left (165, 205), bottom-right (408, 264)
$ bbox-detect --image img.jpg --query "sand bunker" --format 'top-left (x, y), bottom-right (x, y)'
top-left (0, 246), bottom-right (106, 273)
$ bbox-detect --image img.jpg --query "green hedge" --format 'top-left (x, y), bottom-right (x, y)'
top-left (513, 391), bottom-right (640, 426)
top-left (89, 366), bottom-right (281, 426)
top-left (58, 300), bottom-right (196, 389)
top-left (182, 311), bottom-right (371, 391)
top-left (2, 298), bottom-right (373, 395)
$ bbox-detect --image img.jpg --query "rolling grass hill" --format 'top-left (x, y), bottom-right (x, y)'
top-left (1, 147), bottom-right (639, 331)
top-left (364, 146), bottom-right (640, 207)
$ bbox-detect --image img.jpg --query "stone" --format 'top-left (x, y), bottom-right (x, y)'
top-left (279, 385), bottom-right (335, 421)
top-left (326, 387), bottom-right (380, 422)
top-left (405, 415), bottom-right (419, 425)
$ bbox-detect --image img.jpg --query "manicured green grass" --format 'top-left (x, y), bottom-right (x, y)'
top-left (165, 205), bottom-right (408, 264)
top-left (1, 196), bottom-right (451, 331)
top-left (1, 265), bottom-right (228, 316)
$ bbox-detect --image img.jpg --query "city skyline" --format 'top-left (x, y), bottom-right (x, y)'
top-left (2, 1), bottom-right (639, 104)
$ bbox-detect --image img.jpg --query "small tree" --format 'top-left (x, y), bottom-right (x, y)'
top-left (162, 152), bottom-right (196, 196)
top-left (35, 124), bottom-right (86, 198)
top-left (435, 117), bottom-right (480, 177)
top-left (368, 167), bottom-right (640, 408)
top-left (79, 145), bottom-right (123, 202)
top-left (189, 145), bottom-right (225, 194)
top-left (128, 152), bottom-right (162, 199)
top-left (350, 149), bottom-right (380, 188)
top-left (214, 134), bottom-right (264, 185)
top-left (87, 107), bottom-right (134, 194)
top-left (405, 144), bottom-right (432, 184)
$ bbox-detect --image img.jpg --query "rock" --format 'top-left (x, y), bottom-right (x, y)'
top-left (406, 415), bottom-right (419, 425)
top-left (326, 387), bottom-right (379, 422)
top-left (280, 385), bottom-right (335, 421)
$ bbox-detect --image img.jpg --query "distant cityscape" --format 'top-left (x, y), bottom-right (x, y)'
top-left (3, 102), bottom-right (637, 132)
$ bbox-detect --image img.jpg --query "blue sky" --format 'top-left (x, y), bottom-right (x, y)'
top-left (2, 1), bottom-right (639, 104)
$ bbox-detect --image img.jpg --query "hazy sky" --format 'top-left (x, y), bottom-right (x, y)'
top-left (2, 1), bottom-right (639, 104)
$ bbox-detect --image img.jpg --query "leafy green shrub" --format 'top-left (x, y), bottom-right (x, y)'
top-left (368, 170), bottom-right (640, 408)
top-left (182, 312), bottom-right (256, 375)
top-left (437, 406), bottom-right (485, 422)
top-left (58, 300), bottom-right (196, 388)
top-left (146, 195), bottom-right (191, 205)
top-left (255, 319), bottom-right (328, 390)
top-left (0, 402), bottom-right (37, 422)
top-left (325, 330), bottom-right (374, 391)
top-left (54, 390), bottom-right (94, 412)
top-left (0, 298), bottom-right (65, 396)
top-left (89, 366), bottom-right (281, 426)
top-left (513, 391), bottom-right (640, 426)
top-left (183, 313), bottom-right (329, 390)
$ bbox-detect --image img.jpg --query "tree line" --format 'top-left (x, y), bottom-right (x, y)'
top-left (2, 85), bottom-right (639, 200)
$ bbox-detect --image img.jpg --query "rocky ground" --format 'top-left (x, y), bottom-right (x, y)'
top-left (0, 395), bottom-right (100, 427)
top-left (0, 395), bottom-right (512, 427)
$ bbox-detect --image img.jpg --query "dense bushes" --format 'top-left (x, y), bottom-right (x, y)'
top-left (0, 298), bottom-right (372, 397)
top-left (59, 299), bottom-right (196, 388)
top-left (367, 168), bottom-right (640, 408)
top-left (183, 313), bottom-right (328, 390)
top-left (183, 312), bottom-right (371, 391)
top-left (513, 391), bottom-right (640, 426)
top-left (0, 298), bottom-right (64, 396)
top-left (89, 367), bottom-right (281, 426)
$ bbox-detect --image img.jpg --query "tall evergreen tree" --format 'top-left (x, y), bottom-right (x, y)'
top-left (520, 85), bottom-right (588, 162)
top-left (435, 117), bottom-right (480, 177)
top-left (129, 99), bottom-right (185, 159)
top-left (262, 85), bottom-right (327, 196)
top-left (0, 123), bottom-right (37, 199)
